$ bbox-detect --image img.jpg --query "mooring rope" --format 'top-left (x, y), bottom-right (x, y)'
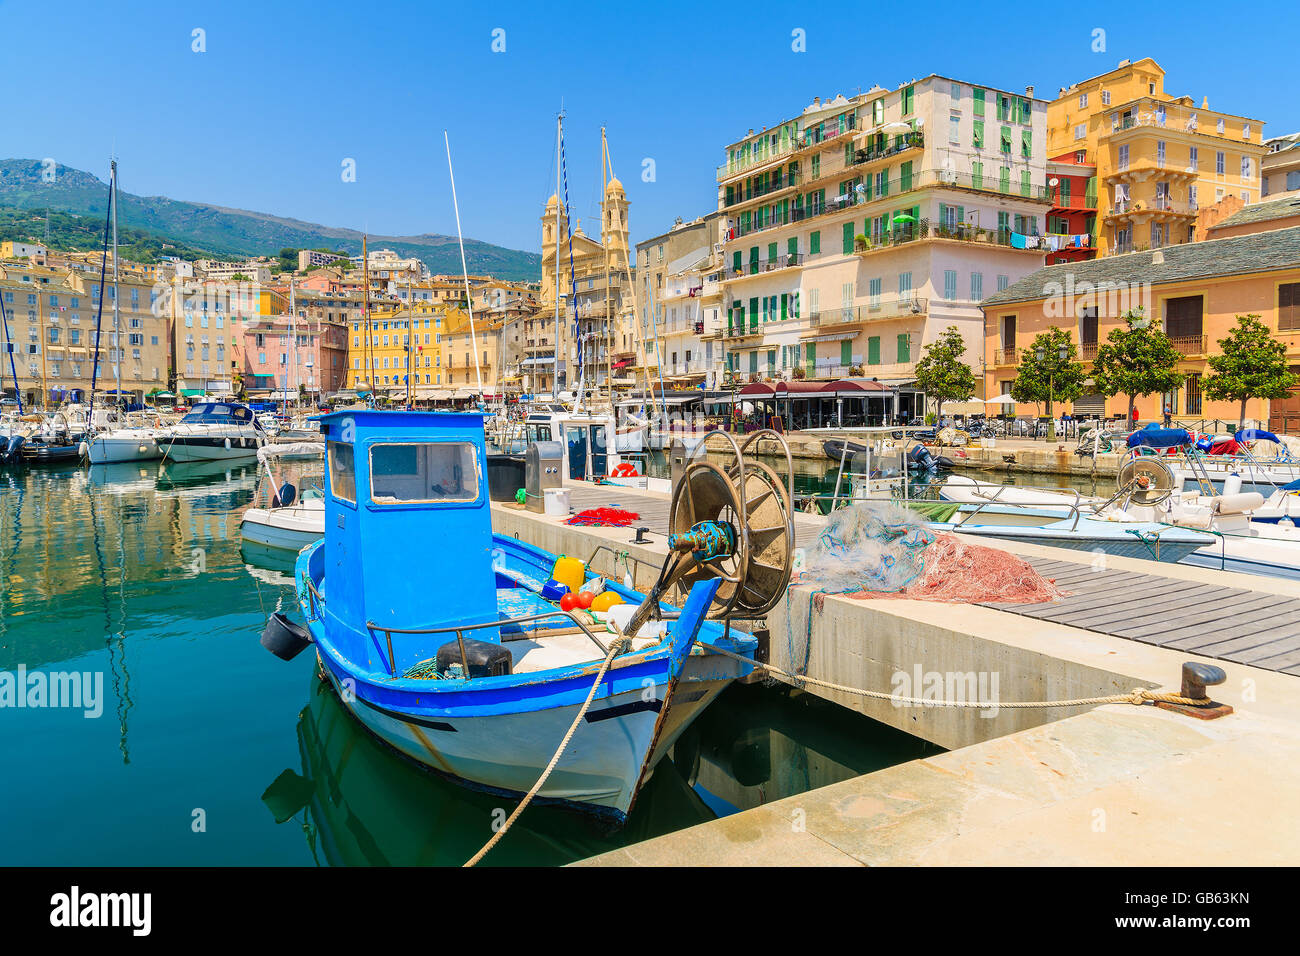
top-left (702, 642), bottom-right (1212, 709)
top-left (464, 638), bottom-right (627, 867)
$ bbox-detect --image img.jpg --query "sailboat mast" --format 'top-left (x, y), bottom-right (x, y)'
top-left (602, 128), bottom-right (612, 403)
top-left (444, 131), bottom-right (484, 407)
top-left (362, 234), bottom-right (371, 404)
top-left (288, 278), bottom-right (296, 415)
top-left (111, 159), bottom-right (120, 409)
top-left (554, 112), bottom-right (562, 403)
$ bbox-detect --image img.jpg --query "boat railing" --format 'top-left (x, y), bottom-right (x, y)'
top-left (366, 609), bottom-right (612, 678)
top-left (586, 544), bottom-right (659, 586)
top-left (954, 482), bottom-right (1085, 531)
top-left (302, 575), bottom-right (325, 620)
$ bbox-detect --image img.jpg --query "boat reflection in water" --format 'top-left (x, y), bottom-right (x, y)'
top-left (262, 671), bottom-right (940, 867)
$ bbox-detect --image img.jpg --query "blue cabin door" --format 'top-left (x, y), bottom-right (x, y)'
top-left (566, 426), bottom-right (587, 480)
top-left (589, 424), bottom-right (608, 477)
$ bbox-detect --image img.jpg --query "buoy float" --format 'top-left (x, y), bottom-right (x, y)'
top-left (611, 463), bottom-right (639, 478)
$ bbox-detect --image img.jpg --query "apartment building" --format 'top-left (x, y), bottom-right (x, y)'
top-left (1048, 57), bottom-right (1267, 256)
top-left (0, 263), bottom-right (168, 406)
top-left (635, 214), bottom-right (728, 389)
top-left (716, 77), bottom-right (1051, 390)
top-left (1262, 132), bottom-right (1300, 199)
top-left (298, 249), bottom-right (348, 271)
top-left (196, 258), bottom-right (273, 284)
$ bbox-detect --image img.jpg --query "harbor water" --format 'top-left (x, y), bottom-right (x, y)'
top-left (0, 459), bottom-right (937, 866)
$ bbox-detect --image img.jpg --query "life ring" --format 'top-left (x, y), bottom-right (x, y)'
top-left (611, 463), bottom-right (639, 478)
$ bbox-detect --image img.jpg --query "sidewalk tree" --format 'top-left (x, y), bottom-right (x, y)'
top-left (913, 325), bottom-right (976, 414)
top-left (1089, 307), bottom-right (1185, 423)
top-left (1009, 326), bottom-right (1087, 417)
top-left (1202, 313), bottom-right (1299, 430)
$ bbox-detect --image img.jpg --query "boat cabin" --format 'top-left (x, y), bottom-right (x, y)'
top-left (180, 402), bottom-right (263, 427)
top-left (316, 410), bottom-right (498, 671)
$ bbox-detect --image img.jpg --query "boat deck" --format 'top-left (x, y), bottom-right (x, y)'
top-left (563, 483), bottom-right (1300, 676)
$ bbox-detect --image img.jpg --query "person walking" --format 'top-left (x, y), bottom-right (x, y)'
top-left (1163, 404), bottom-right (1172, 427)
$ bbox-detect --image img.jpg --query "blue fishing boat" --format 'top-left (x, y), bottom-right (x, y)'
top-left (261, 411), bottom-right (793, 824)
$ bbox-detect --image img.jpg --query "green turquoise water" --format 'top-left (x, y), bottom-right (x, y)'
top-left (0, 459), bottom-right (937, 866)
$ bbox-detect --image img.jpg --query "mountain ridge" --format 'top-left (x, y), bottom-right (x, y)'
top-left (0, 159), bottom-right (540, 281)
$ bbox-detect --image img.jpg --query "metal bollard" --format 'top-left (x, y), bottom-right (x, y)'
top-left (1156, 661), bottom-right (1234, 720)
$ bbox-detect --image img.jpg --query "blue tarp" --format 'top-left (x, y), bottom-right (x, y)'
top-left (1282, 478), bottom-right (1300, 491)
top-left (1127, 426), bottom-right (1191, 449)
top-left (1236, 428), bottom-right (1281, 444)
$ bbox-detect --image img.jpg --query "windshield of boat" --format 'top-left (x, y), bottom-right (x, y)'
top-left (369, 442), bottom-right (480, 504)
top-left (179, 404), bottom-right (260, 427)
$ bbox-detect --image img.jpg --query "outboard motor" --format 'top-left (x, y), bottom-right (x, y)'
top-left (908, 443), bottom-right (939, 474)
top-left (4, 434), bottom-right (25, 463)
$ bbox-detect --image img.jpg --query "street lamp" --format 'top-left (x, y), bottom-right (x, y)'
top-left (1035, 344), bottom-right (1070, 441)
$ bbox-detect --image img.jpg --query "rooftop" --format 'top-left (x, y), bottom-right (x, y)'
top-left (982, 225), bottom-right (1300, 307)
top-left (1211, 196), bottom-right (1300, 231)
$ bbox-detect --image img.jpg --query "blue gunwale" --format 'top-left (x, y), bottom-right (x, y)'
top-left (295, 534), bottom-right (756, 721)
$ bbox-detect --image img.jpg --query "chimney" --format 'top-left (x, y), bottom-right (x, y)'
top-left (1151, 250), bottom-right (1165, 265)
top-left (813, 96), bottom-right (821, 107)
top-left (1026, 85), bottom-right (1034, 98)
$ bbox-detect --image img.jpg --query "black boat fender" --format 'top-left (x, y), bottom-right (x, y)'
top-left (261, 611), bottom-right (313, 661)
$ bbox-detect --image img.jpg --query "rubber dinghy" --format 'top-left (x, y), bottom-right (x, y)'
top-left (261, 412), bottom-right (795, 824)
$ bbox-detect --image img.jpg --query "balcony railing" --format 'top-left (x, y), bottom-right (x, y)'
top-left (1108, 196), bottom-right (1198, 217)
top-left (727, 168), bottom-right (1049, 240)
top-left (1169, 334), bottom-right (1208, 356)
top-left (807, 297), bottom-right (929, 329)
top-left (1047, 192), bottom-right (1099, 210)
top-left (854, 220), bottom-right (1030, 253)
top-left (724, 172), bottom-right (804, 207)
top-left (726, 252), bottom-right (803, 277)
top-left (993, 347), bottom-right (1019, 365)
top-left (849, 130), bottom-right (924, 168)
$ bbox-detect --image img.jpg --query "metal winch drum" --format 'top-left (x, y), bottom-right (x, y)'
top-left (623, 429), bottom-right (795, 634)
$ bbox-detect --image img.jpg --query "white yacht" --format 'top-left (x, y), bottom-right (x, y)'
top-left (159, 402), bottom-right (266, 463)
top-left (83, 409), bottom-right (172, 464)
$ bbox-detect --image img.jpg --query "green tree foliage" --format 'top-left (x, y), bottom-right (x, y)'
top-left (1009, 326), bottom-right (1087, 415)
top-left (913, 326), bottom-right (976, 410)
top-left (1202, 313), bottom-right (1300, 429)
top-left (1090, 308), bottom-right (1186, 423)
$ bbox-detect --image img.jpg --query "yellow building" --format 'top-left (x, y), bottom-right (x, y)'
top-left (1048, 58), bottom-right (1267, 256)
top-left (440, 308), bottom-right (503, 397)
top-left (346, 303), bottom-right (483, 400)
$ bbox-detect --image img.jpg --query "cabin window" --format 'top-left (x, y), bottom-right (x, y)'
top-left (328, 441), bottom-right (356, 503)
top-left (369, 442), bottom-right (479, 504)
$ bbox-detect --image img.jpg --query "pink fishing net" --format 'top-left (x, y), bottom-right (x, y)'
top-left (843, 531), bottom-right (1065, 604)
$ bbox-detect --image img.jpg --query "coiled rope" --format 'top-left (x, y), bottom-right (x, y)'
top-left (463, 638), bottom-right (627, 867)
top-left (702, 642), bottom-right (1212, 709)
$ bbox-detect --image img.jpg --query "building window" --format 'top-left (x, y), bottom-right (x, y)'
top-left (1078, 93), bottom-right (1088, 108)
top-left (1074, 124), bottom-right (1085, 140)
top-left (1101, 90), bottom-right (1110, 105)
top-left (1279, 282), bottom-right (1300, 332)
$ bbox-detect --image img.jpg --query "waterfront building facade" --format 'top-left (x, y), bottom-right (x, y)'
top-left (1048, 58), bottom-right (1267, 257)
top-left (715, 77), bottom-right (1051, 396)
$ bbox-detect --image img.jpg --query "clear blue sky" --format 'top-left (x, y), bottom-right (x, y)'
top-left (1, 0), bottom-right (1293, 258)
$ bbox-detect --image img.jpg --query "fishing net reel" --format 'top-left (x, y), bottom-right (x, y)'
top-left (623, 429), bottom-right (795, 635)
top-left (1107, 456), bottom-right (1177, 509)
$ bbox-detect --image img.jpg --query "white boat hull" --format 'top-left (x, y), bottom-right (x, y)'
top-left (162, 437), bottom-right (262, 462)
top-left (240, 505), bottom-right (324, 550)
top-left (85, 433), bottom-right (164, 464)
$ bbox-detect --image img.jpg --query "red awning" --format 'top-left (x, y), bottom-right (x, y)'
top-left (612, 359), bottom-right (633, 370)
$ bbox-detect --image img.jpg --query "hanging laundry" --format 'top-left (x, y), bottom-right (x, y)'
top-left (1010, 232), bottom-right (1027, 249)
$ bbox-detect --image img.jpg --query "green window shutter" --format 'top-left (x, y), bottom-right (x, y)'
top-left (793, 290), bottom-right (800, 317)
top-left (900, 160), bottom-right (912, 191)
top-left (810, 231), bottom-right (820, 255)
top-left (1000, 125), bottom-right (1012, 153)
top-left (971, 161), bottom-right (983, 188)
top-left (749, 351), bottom-right (758, 373)
top-left (768, 350), bottom-right (776, 371)
top-left (767, 242), bottom-right (778, 263)
top-left (1061, 178), bottom-right (1071, 202)
top-left (999, 167), bottom-right (1010, 193)
top-left (973, 88), bottom-right (985, 116)
top-left (939, 202), bottom-right (948, 225)
top-left (844, 143), bottom-right (853, 166)
top-left (956, 205), bottom-right (965, 227)
top-left (1021, 129), bottom-right (1032, 159)
top-left (749, 297), bottom-right (758, 323)
top-left (806, 342), bottom-right (815, 364)
top-left (749, 246), bottom-right (759, 274)
top-left (902, 85), bottom-right (914, 115)
top-left (880, 173), bottom-right (889, 198)
top-left (1020, 169), bottom-right (1031, 197)
top-left (868, 336), bottom-right (880, 365)
top-left (725, 185), bottom-right (734, 206)
top-left (843, 221), bottom-right (854, 254)
top-left (841, 340), bottom-right (852, 366)
top-left (1085, 176), bottom-right (1097, 205)
top-left (732, 251), bottom-right (741, 272)
top-left (973, 120), bottom-right (984, 149)
top-left (781, 293), bottom-right (788, 319)
top-left (787, 237), bottom-right (798, 259)
top-left (897, 333), bottom-right (910, 363)
top-left (811, 155), bottom-right (820, 178)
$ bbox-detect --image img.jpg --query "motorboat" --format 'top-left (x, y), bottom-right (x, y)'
top-left (240, 443), bottom-right (327, 551)
top-left (158, 401), bottom-right (267, 463)
top-left (260, 412), bottom-right (796, 826)
top-left (82, 410), bottom-right (171, 464)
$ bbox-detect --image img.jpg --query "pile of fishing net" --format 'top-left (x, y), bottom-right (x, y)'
top-left (797, 502), bottom-right (1064, 605)
top-left (565, 507), bottom-right (641, 528)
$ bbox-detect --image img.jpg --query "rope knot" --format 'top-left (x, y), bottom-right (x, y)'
top-left (1129, 687), bottom-right (1150, 705)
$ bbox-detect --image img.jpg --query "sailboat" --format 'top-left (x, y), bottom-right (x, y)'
top-left (81, 161), bottom-right (166, 465)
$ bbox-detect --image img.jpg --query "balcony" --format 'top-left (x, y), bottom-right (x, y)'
top-left (725, 252), bottom-right (803, 279)
top-left (848, 130), bottom-right (924, 168)
top-left (726, 168), bottom-right (1050, 241)
top-left (725, 323), bottom-right (763, 339)
top-left (1106, 196), bottom-right (1197, 220)
top-left (724, 172), bottom-right (804, 208)
top-left (993, 347), bottom-right (1019, 366)
top-left (1046, 191), bottom-right (1099, 211)
top-left (805, 298), bottom-right (929, 332)
top-left (1169, 334), bottom-right (1208, 356)
top-left (854, 220), bottom-right (1037, 255)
